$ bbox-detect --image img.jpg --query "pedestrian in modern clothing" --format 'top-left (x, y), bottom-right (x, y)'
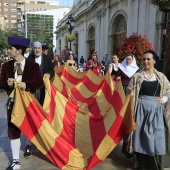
top-left (80, 56), bottom-right (84, 67)
top-left (104, 54), bottom-right (110, 70)
top-left (0, 37), bottom-right (44, 170)
top-left (127, 50), bottom-right (170, 170)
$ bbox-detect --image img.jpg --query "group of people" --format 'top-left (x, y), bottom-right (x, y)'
top-left (0, 36), bottom-right (170, 170)
top-left (108, 52), bottom-right (170, 170)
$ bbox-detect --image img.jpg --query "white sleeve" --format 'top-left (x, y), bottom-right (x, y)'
top-left (162, 96), bottom-right (168, 103)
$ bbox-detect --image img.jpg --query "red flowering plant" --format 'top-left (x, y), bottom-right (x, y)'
top-left (118, 33), bottom-right (154, 68)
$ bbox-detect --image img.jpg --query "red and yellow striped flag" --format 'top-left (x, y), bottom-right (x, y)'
top-left (11, 64), bottom-right (136, 170)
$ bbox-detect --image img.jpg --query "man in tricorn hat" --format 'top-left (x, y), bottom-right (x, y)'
top-left (0, 37), bottom-right (44, 170)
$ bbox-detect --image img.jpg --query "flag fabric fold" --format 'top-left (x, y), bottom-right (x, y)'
top-left (11, 64), bottom-right (136, 170)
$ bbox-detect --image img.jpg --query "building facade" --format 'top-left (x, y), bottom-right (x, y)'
top-left (0, 0), bottom-right (18, 35)
top-left (55, 0), bottom-right (170, 79)
top-left (0, 0), bottom-right (70, 36)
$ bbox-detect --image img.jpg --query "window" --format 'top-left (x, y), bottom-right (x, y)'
top-left (4, 14), bottom-right (8, 17)
top-left (11, 24), bottom-right (17, 28)
top-left (12, 30), bottom-right (17, 34)
top-left (11, 9), bottom-right (17, 12)
top-left (11, 3), bottom-right (16, 6)
top-left (88, 26), bottom-right (95, 40)
top-left (4, 3), bottom-right (8, 6)
top-left (113, 15), bottom-right (127, 55)
top-left (4, 8), bottom-right (8, 11)
top-left (18, 24), bottom-right (21, 28)
top-left (11, 20), bottom-right (17, 23)
top-left (11, 15), bottom-right (17, 18)
top-left (115, 16), bottom-right (127, 33)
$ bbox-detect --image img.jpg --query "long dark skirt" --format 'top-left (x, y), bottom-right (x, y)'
top-left (133, 152), bottom-right (164, 170)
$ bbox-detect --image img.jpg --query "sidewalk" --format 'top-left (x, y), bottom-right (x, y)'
top-left (0, 92), bottom-right (133, 170)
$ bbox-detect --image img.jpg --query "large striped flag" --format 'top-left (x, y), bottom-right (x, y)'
top-left (11, 64), bottom-right (136, 169)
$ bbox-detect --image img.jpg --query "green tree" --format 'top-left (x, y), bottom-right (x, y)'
top-left (0, 28), bottom-right (13, 53)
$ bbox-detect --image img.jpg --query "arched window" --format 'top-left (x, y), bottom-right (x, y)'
top-left (113, 15), bottom-right (127, 55)
top-left (88, 26), bottom-right (95, 40)
top-left (88, 26), bottom-right (95, 55)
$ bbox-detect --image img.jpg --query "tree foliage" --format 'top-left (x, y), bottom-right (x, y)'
top-left (118, 33), bottom-right (154, 68)
top-left (151, 0), bottom-right (168, 5)
top-left (0, 28), bottom-right (13, 53)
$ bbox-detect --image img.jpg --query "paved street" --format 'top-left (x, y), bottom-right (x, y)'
top-left (0, 91), bottom-right (133, 170)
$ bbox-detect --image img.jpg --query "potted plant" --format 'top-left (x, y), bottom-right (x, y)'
top-left (66, 34), bottom-right (76, 42)
top-left (118, 33), bottom-right (154, 68)
top-left (151, 0), bottom-right (170, 11)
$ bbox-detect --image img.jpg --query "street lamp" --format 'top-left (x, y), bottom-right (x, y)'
top-left (66, 15), bottom-right (75, 50)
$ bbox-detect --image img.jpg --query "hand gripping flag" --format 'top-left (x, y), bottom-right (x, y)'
top-left (11, 64), bottom-right (136, 170)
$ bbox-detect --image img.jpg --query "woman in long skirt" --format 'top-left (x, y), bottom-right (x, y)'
top-left (128, 50), bottom-right (170, 170)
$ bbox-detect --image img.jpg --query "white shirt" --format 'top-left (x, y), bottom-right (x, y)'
top-left (109, 63), bottom-right (121, 74)
top-left (14, 59), bottom-right (25, 82)
top-left (35, 56), bottom-right (42, 66)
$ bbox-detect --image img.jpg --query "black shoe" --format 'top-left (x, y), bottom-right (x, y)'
top-left (24, 145), bottom-right (32, 158)
top-left (6, 159), bottom-right (21, 170)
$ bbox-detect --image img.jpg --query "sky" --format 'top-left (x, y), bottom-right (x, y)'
top-left (59, 0), bottom-right (74, 6)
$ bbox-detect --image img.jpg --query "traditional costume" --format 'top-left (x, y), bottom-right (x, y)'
top-left (115, 56), bottom-right (139, 94)
top-left (0, 37), bottom-right (44, 170)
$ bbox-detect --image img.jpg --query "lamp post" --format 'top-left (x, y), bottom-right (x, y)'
top-left (66, 15), bottom-right (75, 50)
top-left (158, 1), bottom-right (170, 75)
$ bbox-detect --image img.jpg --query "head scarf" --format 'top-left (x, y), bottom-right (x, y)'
top-left (33, 41), bottom-right (42, 47)
top-left (119, 55), bottom-right (139, 78)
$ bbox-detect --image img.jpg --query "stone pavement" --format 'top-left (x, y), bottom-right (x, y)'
top-left (0, 91), bottom-right (133, 170)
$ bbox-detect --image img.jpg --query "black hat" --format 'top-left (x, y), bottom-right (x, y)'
top-left (42, 45), bottom-right (48, 50)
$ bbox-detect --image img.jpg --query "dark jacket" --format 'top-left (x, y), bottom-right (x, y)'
top-left (27, 53), bottom-right (54, 79)
top-left (27, 52), bottom-right (54, 105)
top-left (0, 59), bottom-right (44, 95)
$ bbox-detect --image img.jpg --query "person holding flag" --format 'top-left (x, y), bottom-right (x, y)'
top-left (0, 37), bottom-right (44, 170)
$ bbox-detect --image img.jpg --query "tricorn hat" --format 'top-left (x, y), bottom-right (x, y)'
top-left (8, 37), bottom-right (30, 48)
